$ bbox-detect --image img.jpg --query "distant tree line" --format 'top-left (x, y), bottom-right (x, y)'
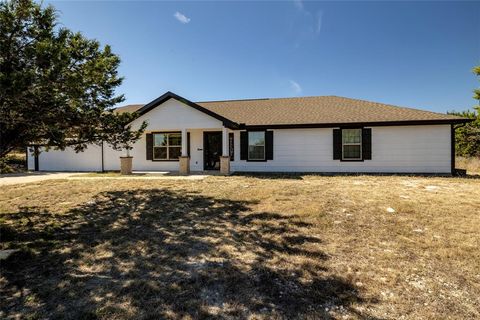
top-left (448, 65), bottom-right (480, 158)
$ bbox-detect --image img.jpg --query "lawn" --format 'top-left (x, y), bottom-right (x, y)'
top-left (1, 175), bottom-right (479, 319)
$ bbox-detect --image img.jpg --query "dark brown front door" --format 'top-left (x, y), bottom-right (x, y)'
top-left (203, 132), bottom-right (222, 170)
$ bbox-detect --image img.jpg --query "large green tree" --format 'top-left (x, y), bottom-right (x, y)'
top-left (0, 0), bottom-right (146, 158)
top-left (448, 65), bottom-right (480, 158)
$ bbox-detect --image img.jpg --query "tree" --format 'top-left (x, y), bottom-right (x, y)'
top-left (448, 65), bottom-right (480, 157)
top-left (0, 0), bottom-right (146, 159)
top-left (448, 109), bottom-right (480, 157)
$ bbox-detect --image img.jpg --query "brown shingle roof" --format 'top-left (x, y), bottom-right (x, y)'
top-left (112, 104), bottom-right (144, 114)
top-left (198, 96), bottom-right (465, 126)
top-left (115, 95), bottom-right (466, 126)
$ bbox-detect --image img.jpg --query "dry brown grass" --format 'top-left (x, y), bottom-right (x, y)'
top-left (1, 175), bottom-right (479, 319)
top-left (456, 156), bottom-right (480, 174)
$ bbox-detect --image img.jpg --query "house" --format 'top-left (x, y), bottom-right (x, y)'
top-left (27, 91), bottom-right (470, 175)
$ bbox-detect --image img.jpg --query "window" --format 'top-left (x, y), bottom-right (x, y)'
top-left (248, 131), bottom-right (265, 160)
top-left (153, 132), bottom-right (182, 160)
top-left (342, 129), bottom-right (362, 160)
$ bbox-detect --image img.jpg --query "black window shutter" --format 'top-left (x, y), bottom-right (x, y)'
top-left (229, 132), bottom-right (234, 161)
top-left (187, 132), bottom-right (191, 157)
top-left (240, 131), bottom-right (248, 160)
top-left (362, 128), bottom-right (372, 160)
top-left (265, 131), bottom-right (274, 160)
top-left (333, 129), bottom-right (342, 160)
top-left (146, 133), bottom-right (153, 160)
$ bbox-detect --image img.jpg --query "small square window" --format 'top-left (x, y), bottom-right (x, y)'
top-left (168, 134), bottom-right (181, 146)
top-left (153, 147), bottom-right (167, 160)
top-left (169, 146), bottom-right (181, 159)
top-left (343, 145), bottom-right (361, 159)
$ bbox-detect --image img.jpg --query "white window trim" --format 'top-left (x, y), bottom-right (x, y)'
top-left (248, 131), bottom-right (266, 161)
top-left (342, 129), bottom-right (362, 160)
top-left (153, 132), bottom-right (182, 161)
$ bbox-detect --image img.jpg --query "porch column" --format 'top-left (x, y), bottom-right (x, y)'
top-left (181, 128), bottom-right (188, 157)
top-left (220, 127), bottom-right (230, 175)
top-left (179, 128), bottom-right (190, 174)
top-left (222, 127), bottom-right (229, 157)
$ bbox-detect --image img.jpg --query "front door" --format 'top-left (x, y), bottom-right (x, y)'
top-left (203, 132), bottom-right (222, 170)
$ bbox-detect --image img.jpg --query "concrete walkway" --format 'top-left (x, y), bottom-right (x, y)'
top-left (0, 171), bottom-right (209, 186)
top-left (0, 172), bottom-right (78, 186)
top-left (67, 175), bottom-right (208, 181)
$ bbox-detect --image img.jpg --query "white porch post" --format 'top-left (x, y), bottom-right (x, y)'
top-left (222, 127), bottom-right (229, 157)
top-left (181, 128), bottom-right (188, 157)
top-left (220, 126), bottom-right (230, 175)
top-left (179, 128), bottom-right (189, 174)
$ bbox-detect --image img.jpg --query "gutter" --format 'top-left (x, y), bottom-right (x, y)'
top-left (238, 118), bottom-right (472, 130)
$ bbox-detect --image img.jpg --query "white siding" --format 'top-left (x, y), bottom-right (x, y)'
top-left (27, 148), bottom-right (35, 170)
top-left (129, 98), bottom-right (223, 130)
top-left (231, 125), bottom-right (452, 174)
top-left (27, 145), bottom-right (103, 172)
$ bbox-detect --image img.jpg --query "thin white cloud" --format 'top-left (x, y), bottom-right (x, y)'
top-left (174, 11), bottom-right (190, 24)
top-left (289, 80), bottom-right (302, 94)
top-left (293, 0), bottom-right (304, 11)
top-left (291, 1), bottom-right (324, 47)
top-left (315, 11), bottom-right (323, 34)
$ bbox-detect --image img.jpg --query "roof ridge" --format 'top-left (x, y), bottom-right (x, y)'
top-left (196, 98), bottom-right (271, 103)
top-left (115, 104), bottom-right (144, 108)
top-left (196, 95), bottom-right (338, 104)
top-left (117, 95), bottom-right (340, 106)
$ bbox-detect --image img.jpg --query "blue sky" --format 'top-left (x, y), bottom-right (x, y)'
top-left (49, 1), bottom-right (480, 113)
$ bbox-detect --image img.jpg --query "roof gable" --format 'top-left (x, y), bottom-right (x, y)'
top-left (135, 92), bottom-right (239, 128)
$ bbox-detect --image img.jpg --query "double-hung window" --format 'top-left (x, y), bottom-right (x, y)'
top-left (153, 132), bottom-right (182, 160)
top-left (342, 129), bottom-right (362, 160)
top-left (248, 131), bottom-right (265, 160)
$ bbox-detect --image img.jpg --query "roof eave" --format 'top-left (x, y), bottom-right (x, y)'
top-left (241, 118), bottom-right (472, 130)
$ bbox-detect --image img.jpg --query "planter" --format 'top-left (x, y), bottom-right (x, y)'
top-left (120, 156), bottom-right (133, 175)
top-left (220, 156), bottom-right (230, 175)
top-left (179, 156), bottom-right (190, 175)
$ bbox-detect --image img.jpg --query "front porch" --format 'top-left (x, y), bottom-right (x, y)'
top-left (145, 127), bottom-right (233, 175)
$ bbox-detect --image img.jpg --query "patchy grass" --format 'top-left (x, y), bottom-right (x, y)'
top-left (70, 171), bottom-right (129, 177)
top-left (0, 175), bottom-right (479, 319)
top-left (456, 156), bottom-right (480, 174)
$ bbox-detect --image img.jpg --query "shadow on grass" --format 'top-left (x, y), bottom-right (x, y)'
top-left (1, 189), bottom-right (378, 319)
top-left (231, 172), bottom-right (305, 180)
top-left (233, 171), bottom-right (480, 180)
top-left (462, 174), bottom-right (480, 179)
